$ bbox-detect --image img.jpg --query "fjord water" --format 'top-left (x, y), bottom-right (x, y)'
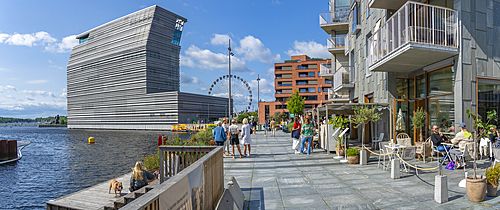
top-left (0, 126), bottom-right (189, 210)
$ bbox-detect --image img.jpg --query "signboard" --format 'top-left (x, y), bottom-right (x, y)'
top-left (159, 165), bottom-right (204, 210)
top-left (290, 114), bottom-right (294, 118)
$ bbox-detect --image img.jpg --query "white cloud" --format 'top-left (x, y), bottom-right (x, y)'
top-left (181, 45), bottom-right (251, 72)
top-left (0, 68), bottom-right (11, 72)
top-left (2, 31), bottom-right (56, 47)
top-left (22, 90), bottom-right (47, 97)
top-left (0, 85), bottom-right (17, 92)
top-left (25, 96), bottom-right (34, 101)
top-left (285, 40), bottom-right (331, 59)
top-left (272, 0), bottom-right (282, 5)
top-left (180, 72), bottom-right (201, 84)
top-left (26, 80), bottom-right (49, 84)
top-left (48, 92), bottom-right (57, 98)
top-left (249, 72), bottom-right (256, 76)
top-left (5, 95), bottom-right (14, 99)
top-left (60, 88), bottom-right (67, 98)
top-left (0, 100), bottom-right (67, 118)
top-left (266, 67), bottom-right (274, 76)
top-left (235, 36), bottom-right (281, 64)
top-left (199, 87), bottom-right (207, 91)
top-left (48, 60), bottom-right (53, 63)
top-left (46, 35), bottom-right (79, 53)
top-left (49, 65), bottom-right (64, 70)
top-left (211, 34), bottom-right (231, 46)
top-left (249, 78), bottom-right (274, 95)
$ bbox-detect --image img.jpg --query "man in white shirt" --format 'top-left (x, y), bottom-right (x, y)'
top-left (222, 118), bottom-right (231, 156)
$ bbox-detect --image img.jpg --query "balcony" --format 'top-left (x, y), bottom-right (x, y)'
top-left (369, 0), bottom-right (408, 10)
top-left (319, 11), bottom-right (349, 34)
top-left (319, 63), bottom-right (333, 79)
top-left (333, 68), bottom-right (354, 92)
top-left (344, 35), bottom-right (350, 55)
top-left (368, 1), bottom-right (459, 73)
top-left (328, 89), bottom-right (350, 102)
top-left (327, 36), bottom-right (346, 54)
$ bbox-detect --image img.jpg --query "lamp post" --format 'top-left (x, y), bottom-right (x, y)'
top-left (228, 39), bottom-right (234, 124)
top-left (257, 74), bottom-right (260, 124)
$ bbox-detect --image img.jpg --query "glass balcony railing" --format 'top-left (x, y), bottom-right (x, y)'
top-left (327, 36), bottom-right (346, 50)
top-left (319, 11), bottom-right (350, 26)
top-left (368, 1), bottom-right (458, 68)
top-left (328, 89), bottom-right (349, 100)
top-left (333, 68), bottom-right (352, 91)
top-left (319, 63), bottom-right (332, 76)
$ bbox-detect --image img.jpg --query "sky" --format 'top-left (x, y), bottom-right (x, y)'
top-left (0, 0), bottom-right (332, 119)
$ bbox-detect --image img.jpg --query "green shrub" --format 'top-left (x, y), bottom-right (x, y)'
top-left (346, 148), bottom-right (359, 156)
top-left (143, 151), bottom-right (159, 171)
top-left (286, 123), bottom-right (294, 132)
top-left (486, 163), bottom-right (500, 185)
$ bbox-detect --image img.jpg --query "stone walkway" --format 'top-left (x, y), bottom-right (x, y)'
top-left (223, 130), bottom-right (500, 210)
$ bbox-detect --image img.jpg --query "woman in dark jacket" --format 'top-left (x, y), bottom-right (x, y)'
top-left (129, 161), bottom-right (156, 192)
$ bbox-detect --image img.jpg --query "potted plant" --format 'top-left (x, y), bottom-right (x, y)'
top-left (350, 105), bottom-right (381, 163)
top-left (410, 107), bottom-right (426, 142)
top-left (486, 163), bottom-right (500, 197)
top-left (466, 109), bottom-right (498, 202)
top-left (346, 148), bottom-right (359, 164)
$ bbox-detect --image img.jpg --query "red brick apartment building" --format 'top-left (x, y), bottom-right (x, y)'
top-left (258, 55), bottom-right (332, 124)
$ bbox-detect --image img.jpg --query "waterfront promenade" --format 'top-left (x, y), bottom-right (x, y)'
top-left (223, 130), bottom-right (497, 209)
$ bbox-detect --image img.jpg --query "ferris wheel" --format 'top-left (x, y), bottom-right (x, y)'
top-left (208, 74), bottom-right (252, 114)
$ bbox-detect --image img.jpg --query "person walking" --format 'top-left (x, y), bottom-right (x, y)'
top-left (222, 118), bottom-right (232, 156)
top-left (263, 120), bottom-right (269, 137)
top-left (300, 119), bottom-right (314, 155)
top-left (213, 121), bottom-right (227, 146)
top-left (292, 117), bottom-right (302, 154)
top-left (229, 119), bottom-right (244, 159)
top-left (241, 118), bottom-right (252, 157)
top-left (270, 119), bottom-right (276, 137)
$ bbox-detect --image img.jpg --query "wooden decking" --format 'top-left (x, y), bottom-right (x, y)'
top-left (46, 172), bottom-right (132, 210)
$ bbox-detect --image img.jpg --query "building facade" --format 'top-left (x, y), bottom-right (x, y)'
top-left (258, 55), bottom-right (331, 124)
top-left (320, 0), bottom-right (500, 141)
top-left (67, 5), bottom-right (229, 130)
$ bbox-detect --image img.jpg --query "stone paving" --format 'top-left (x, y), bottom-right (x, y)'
top-left (223, 130), bottom-right (500, 210)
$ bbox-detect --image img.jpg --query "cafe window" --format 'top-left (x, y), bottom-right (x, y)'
top-left (428, 94), bottom-right (455, 133)
top-left (416, 74), bottom-right (426, 98)
top-left (428, 66), bottom-right (454, 96)
top-left (478, 79), bottom-right (500, 127)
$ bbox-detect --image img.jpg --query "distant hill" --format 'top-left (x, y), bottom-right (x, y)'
top-left (0, 116), bottom-right (67, 123)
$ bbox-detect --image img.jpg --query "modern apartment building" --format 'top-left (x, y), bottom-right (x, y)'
top-left (258, 55), bottom-right (331, 124)
top-left (320, 0), bottom-right (500, 141)
top-left (67, 5), bottom-right (229, 130)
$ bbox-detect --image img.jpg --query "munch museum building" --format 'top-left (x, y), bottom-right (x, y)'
top-left (66, 6), bottom-right (229, 130)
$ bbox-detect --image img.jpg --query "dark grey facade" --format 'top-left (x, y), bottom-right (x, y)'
top-left (67, 5), bottom-right (228, 130)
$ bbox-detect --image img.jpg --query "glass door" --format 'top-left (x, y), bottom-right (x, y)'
top-left (395, 100), bottom-right (414, 142)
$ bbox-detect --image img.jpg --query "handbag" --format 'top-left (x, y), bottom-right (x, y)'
top-left (291, 129), bottom-right (300, 139)
top-left (445, 161), bottom-right (455, 170)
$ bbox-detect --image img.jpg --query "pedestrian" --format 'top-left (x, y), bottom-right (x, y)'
top-left (252, 119), bottom-right (257, 134)
top-left (241, 118), bottom-right (252, 157)
top-left (263, 120), bottom-right (269, 137)
top-left (222, 118), bottom-right (232, 156)
top-left (213, 121), bottom-right (227, 146)
top-left (292, 117), bottom-right (302, 154)
top-left (229, 119), bottom-right (244, 159)
top-left (270, 118), bottom-right (276, 137)
top-left (300, 118), bottom-right (314, 155)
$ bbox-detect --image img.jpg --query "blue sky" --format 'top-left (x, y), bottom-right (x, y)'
top-left (0, 0), bottom-right (332, 118)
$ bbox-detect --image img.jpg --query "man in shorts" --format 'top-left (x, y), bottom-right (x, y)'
top-left (229, 119), bottom-right (243, 158)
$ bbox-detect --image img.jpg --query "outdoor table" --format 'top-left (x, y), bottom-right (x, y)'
top-left (384, 144), bottom-right (407, 179)
top-left (384, 144), bottom-right (407, 160)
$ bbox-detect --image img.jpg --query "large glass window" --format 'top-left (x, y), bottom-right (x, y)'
top-left (428, 94), bottom-right (455, 134)
top-left (478, 80), bottom-right (500, 127)
top-left (335, 0), bottom-right (350, 12)
top-left (416, 74), bottom-right (426, 98)
top-left (428, 66), bottom-right (454, 96)
top-left (397, 79), bottom-right (409, 99)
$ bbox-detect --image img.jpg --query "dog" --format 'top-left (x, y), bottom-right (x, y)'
top-left (109, 179), bottom-right (123, 196)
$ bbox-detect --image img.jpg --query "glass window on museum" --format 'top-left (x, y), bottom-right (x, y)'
top-left (428, 94), bottom-right (455, 133)
top-left (478, 79), bottom-right (500, 128)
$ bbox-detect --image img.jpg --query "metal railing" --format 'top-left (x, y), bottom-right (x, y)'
top-left (320, 63), bottom-right (332, 75)
top-left (327, 36), bottom-right (346, 50)
top-left (368, 1), bottom-right (458, 67)
top-left (319, 11), bottom-right (350, 26)
top-left (333, 68), bottom-right (351, 90)
top-left (121, 146), bottom-right (223, 210)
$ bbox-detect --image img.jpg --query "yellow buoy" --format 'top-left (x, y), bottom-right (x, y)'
top-left (88, 137), bottom-right (95, 144)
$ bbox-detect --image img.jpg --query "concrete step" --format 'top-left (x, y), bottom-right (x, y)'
top-left (105, 179), bottom-right (162, 209)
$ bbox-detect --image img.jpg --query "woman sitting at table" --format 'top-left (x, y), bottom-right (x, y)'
top-left (449, 123), bottom-right (473, 168)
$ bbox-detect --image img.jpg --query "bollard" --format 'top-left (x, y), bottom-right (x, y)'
top-left (391, 159), bottom-right (401, 179)
top-left (435, 175), bottom-right (448, 203)
top-left (359, 149), bottom-right (368, 165)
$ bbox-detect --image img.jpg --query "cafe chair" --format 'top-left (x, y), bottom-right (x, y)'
top-left (378, 141), bottom-right (390, 170)
top-left (416, 137), bottom-right (431, 163)
top-left (401, 146), bottom-right (418, 175)
top-left (372, 133), bottom-right (384, 150)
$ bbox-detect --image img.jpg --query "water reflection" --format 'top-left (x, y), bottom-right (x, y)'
top-left (0, 126), bottom-right (189, 210)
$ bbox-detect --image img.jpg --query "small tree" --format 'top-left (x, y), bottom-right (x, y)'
top-left (467, 109), bottom-right (498, 178)
top-left (272, 111), bottom-right (288, 122)
top-left (350, 105), bottom-right (382, 145)
top-left (287, 90), bottom-right (305, 115)
top-left (411, 107), bottom-right (426, 142)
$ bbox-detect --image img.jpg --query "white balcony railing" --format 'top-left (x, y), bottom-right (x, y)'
top-left (368, 1), bottom-right (458, 68)
top-left (327, 36), bottom-right (346, 50)
top-left (333, 68), bottom-right (351, 91)
top-left (319, 63), bottom-right (332, 76)
top-left (328, 89), bottom-right (349, 100)
top-left (344, 35), bottom-right (349, 55)
top-left (319, 11), bottom-right (350, 26)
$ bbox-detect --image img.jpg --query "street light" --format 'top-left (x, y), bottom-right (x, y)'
top-left (257, 74), bottom-right (260, 124)
top-left (228, 39), bottom-right (234, 125)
